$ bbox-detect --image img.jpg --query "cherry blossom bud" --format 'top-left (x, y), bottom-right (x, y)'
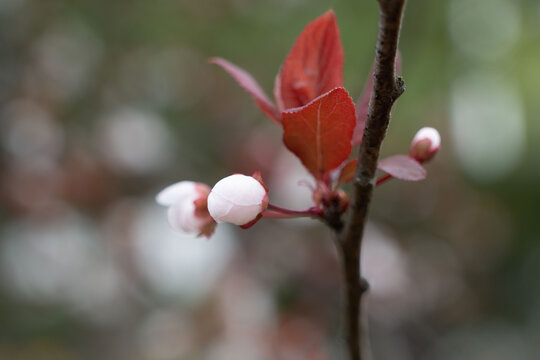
top-left (207, 174), bottom-right (269, 226)
top-left (409, 127), bottom-right (441, 163)
top-left (156, 181), bottom-right (216, 237)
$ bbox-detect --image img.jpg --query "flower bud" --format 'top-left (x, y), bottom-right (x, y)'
top-left (207, 174), bottom-right (268, 226)
top-left (156, 181), bottom-right (216, 237)
top-left (409, 127), bottom-right (441, 162)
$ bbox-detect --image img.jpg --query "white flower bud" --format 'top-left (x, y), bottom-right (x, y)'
top-left (409, 127), bottom-right (441, 162)
top-left (207, 174), bottom-right (268, 226)
top-left (156, 181), bottom-right (197, 207)
top-left (156, 181), bottom-right (215, 237)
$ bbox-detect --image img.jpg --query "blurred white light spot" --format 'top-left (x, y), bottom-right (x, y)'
top-left (269, 149), bottom-right (315, 224)
top-left (450, 73), bottom-right (525, 181)
top-left (362, 223), bottom-right (410, 299)
top-left (270, 150), bottom-right (313, 204)
top-left (1, 99), bottom-right (64, 168)
top-left (30, 19), bottom-right (103, 100)
top-left (0, 213), bottom-right (125, 323)
top-left (132, 202), bottom-right (236, 300)
top-left (448, 0), bottom-right (520, 61)
top-left (98, 108), bottom-right (173, 175)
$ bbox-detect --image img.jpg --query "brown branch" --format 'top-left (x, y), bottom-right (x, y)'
top-left (335, 1), bottom-right (407, 359)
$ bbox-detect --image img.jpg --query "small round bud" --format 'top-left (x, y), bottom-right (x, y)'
top-left (207, 174), bottom-right (268, 226)
top-left (156, 181), bottom-right (215, 237)
top-left (409, 127), bottom-right (441, 162)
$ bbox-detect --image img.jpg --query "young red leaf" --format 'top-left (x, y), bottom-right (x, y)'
top-left (337, 159), bottom-right (358, 186)
top-left (282, 87), bottom-right (356, 179)
top-left (352, 52), bottom-right (402, 146)
top-left (276, 10), bottom-right (344, 110)
top-left (209, 57), bottom-right (281, 124)
top-left (377, 155), bottom-right (426, 181)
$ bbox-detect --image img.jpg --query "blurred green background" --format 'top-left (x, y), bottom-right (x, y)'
top-left (1, 0), bottom-right (540, 359)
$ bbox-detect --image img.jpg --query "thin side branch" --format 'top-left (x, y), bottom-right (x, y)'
top-left (336, 1), bottom-right (407, 359)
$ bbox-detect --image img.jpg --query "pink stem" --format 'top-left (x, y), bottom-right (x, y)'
top-left (262, 211), bottom-right (301, 219)
top-left (263, 204), bottom-right (321, 219)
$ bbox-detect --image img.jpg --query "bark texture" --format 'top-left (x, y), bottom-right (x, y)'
top-left (336, 1), bottom-right (407, 359)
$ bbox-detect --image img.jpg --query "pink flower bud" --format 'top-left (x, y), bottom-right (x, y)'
top-left (207, 174), bottom-right (269, 226)
top-left (409, 127), bottom-right (441, 162)
top-left (156, 181), bottom-right (216, 237)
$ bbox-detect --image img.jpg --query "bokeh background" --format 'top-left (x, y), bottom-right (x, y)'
top-left (1, 0), bottom-right (539, 359)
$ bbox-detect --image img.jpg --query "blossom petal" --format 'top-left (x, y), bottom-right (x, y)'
top-left (156, 181), bottom-right (196, 206)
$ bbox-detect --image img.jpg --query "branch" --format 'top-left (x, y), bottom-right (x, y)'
top-left (336, 1), bottom-right (407, 359)
top-left (344, 0), bottom-right (406, 242)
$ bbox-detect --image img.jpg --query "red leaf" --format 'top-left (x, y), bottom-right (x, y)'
top-left (377, 155), bottom-right (426, 181)
top-left (282, 87), bottom-right (356, 179)
top-left (337, 159), bottom-right (358, 185)
top-left (210, 57), bottom-right (281, 124)
top-left (276, 10), bottom-right (344, 110)
top-left (352, 51), bottom-right (402, 146)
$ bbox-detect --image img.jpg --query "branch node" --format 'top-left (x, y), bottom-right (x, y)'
top-left (360, 277), bottom-right (370, 294)
top-left (394, 75), bottom-right (406, 97)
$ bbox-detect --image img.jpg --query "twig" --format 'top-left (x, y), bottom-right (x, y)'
top-left (263, 204), bottom-right (321, 219)
top-left (375, 173), bottom-right (393, 186)
top-left (335, 1), bottom-right (407, 359)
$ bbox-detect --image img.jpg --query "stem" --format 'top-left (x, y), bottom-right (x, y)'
top-left (375, 173), bottom-right (393, 186)
top-left (335, 240), bottom-right (369, 360)
top-left (262, 210), bottom-right (312, 219)
top-left (264, 204), bottom-right (321, 219)
top-left (336, 1), bottom-right (407, 359)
